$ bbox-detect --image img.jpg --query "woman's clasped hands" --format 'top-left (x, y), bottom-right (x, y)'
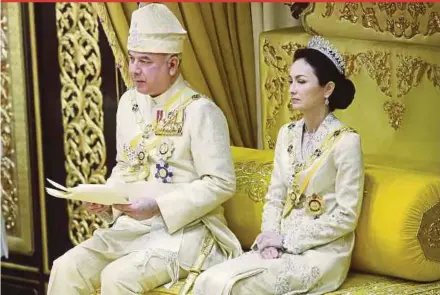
top-left (255, 231), bottom-right (283, 259)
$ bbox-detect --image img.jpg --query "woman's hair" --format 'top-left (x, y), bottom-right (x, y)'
top-left (293, 48), bottom-right (355, 111)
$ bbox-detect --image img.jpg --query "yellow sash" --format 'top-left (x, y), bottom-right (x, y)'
top-left (282, 126), bottom-right (356, 218)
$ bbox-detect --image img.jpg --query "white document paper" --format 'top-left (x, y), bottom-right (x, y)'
top-left (45, 179), bottom-right (181, 205)
top-left (45, 179), bottom-right (130, 205)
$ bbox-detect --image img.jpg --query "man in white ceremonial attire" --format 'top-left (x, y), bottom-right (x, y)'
top-left (47, 4), bottom-right (242, 295)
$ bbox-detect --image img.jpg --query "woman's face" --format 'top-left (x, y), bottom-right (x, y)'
top-left (289, 58), bottom-right (331, 113)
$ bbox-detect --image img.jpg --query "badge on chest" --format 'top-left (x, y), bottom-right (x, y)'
top-left (155, 109), bottom-right (185, 136)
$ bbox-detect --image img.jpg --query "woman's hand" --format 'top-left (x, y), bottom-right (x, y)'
top-left (256, 231), bottom-right (283, 250)
top-left (260, 246), bottom-right (281, 259)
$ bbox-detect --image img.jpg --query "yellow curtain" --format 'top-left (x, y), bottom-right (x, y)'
top-left (93, 3), bottom-right (257, 148)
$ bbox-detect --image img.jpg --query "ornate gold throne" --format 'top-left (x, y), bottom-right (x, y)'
top-left (95, 3), bottom-right (440, 294)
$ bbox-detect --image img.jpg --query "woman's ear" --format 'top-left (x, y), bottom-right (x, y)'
top-left (324, 81), bottom-right (335, 98)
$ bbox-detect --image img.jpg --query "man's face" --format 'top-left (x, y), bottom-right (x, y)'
top-left (128, 51), bottom-right (177, 96)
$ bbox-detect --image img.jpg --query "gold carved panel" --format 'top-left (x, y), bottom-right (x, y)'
top-left (55, 3), bottom-right (108, 246)
top-left (261, 38), bottom-right (304, 149)
top-left (0, 3), bottom-right (34, 255)
top-left (302, 3), bottom-right (440, 46)
top-left (397, 54), bottom-right (440, 97)
top-left (261, 29), bottom-right (440, 173)
top-left (261, 36), bottom-right (399, 148)
top-left (235, 161), bottom-right (273, 203)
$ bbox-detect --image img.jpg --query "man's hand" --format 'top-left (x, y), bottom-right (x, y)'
top-left (85, 202), bottom-right (110, 214)
top-left (113, 198), bottom-right (160, 221)
top-left (256, 231), bottom-right (283, 251)
top-left (260, 246), bottom-right (281, 259)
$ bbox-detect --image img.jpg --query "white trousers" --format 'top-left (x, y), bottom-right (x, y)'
top-left (47, 246), bottom-right (188, 295)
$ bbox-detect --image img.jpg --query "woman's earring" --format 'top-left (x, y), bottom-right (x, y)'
top-left (325, 97), bottom-right (329, 105)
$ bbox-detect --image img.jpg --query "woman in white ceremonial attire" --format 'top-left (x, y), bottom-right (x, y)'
top-left (47, 4), bottom-right (242, 295)
top-left (194, 36), bottom-right (365, 295)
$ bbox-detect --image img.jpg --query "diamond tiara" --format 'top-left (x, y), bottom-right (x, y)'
top-left (307, 36), bottom-right (345, 75)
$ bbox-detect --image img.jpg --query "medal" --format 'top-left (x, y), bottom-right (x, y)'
top-left (155, 161), bottom-right (173, 183)
top-left (138, 151), bottom-right (146, 161)
top-left (305, 194), bottom-right (325, 217)
top-left (156, 139), bottom-right (175, 161)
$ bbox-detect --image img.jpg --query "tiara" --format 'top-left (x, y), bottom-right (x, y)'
top-left (307, 36), bottom-right (345, 75)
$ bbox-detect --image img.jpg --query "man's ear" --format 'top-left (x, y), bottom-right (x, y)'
top-left (168, 55), bottom-right (179, 76)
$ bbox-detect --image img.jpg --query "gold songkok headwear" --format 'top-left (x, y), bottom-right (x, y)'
top-left (128, 3), bottom-right (187, 54)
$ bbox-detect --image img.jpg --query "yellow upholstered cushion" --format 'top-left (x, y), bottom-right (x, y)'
top-left (301, 3), bottom-right (440, 47)
top-left (225, 148), bottom-right (440, 282)
top-left (145, 272), bottom-right (440, 294)
top-left (225, 147), bottom-right (274, 249)
top-left (97, 147), bottom-right (440, 294)
top-left (328, 272), bottom-right (440, 294)
top-left (352, 165), bottom-right (440, 282)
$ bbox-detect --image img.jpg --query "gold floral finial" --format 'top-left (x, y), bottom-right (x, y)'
top-left (384, 100), bottom-right (406, 130)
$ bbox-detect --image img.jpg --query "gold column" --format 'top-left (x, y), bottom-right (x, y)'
top-left (55, 3), bottom-right (108, 246)
top-left (1, 2), bottom-right (34, 256)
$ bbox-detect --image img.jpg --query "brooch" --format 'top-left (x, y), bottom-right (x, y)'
top-left (305, 194), bottom-right (325, 217)
top-left (155, 161), bottom-right (173, 183)
top-left (156, 139), bottom-right (175, 161)
top-left (287, 184), bottom-right (305, 208)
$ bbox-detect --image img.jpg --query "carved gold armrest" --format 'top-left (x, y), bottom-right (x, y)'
top-left (178, 233), bottom-right (215, 295)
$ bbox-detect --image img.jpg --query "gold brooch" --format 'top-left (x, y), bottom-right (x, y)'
top-left (288, 185), bottom-right (305, 208)
top-left (305, 194), bottom-right (325, 217)
top-left (156, 139), bottom-right (175, 161)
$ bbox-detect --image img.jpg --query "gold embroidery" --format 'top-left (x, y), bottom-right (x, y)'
top-left (264, 134), bottom-right (276, 150)
top-left (362, 6), bottom-right (382, 33)
top-left (56, 3), bottom-right (108, 245)
top-left (356, 51), bottom-right (392, 97)
top-left (397, 54), bottom-right (440, 97)
top-left (378, 3), bottom-right (397, 17)
top-left (340, 3), bottom-right (360, 23)
top-left (289, 109), bottom-right (303, 124)
top-left (427, 11), bottom-right (440, 36)
top-left (418, 200), bottom-right (440, 262)
top-left (397, 55), bottom-right (427, 97)
top-left (262, 39), bottom-right (306, 149)
top-left (383, 100), bottom-right (406, 131)
top-left (342, 53), bottom-right (360, 78)
top-left (235, 161), bottom-right (273, 202)
top-left (319, 2), bottom-right (439, 39)
top-left (427, 63), bottom-right (440, 90)
top-left (328, 273), bottom-right (440, 294)
top-left (322, 3), bottom-right (335, 18)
